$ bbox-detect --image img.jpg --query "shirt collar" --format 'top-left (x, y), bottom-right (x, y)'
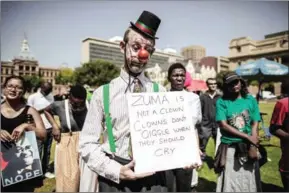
top-left (120, 67), bottom-right (146, 85)
top-left (37, 90), bottom-right (45, 97)
top-left (205, 91), bottom-right (219, 98)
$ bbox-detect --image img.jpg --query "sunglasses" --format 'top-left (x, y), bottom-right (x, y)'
top-left (208, 83), bottom-right (217, 85)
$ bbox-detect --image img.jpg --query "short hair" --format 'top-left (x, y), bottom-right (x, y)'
top-left (41, 82), bottom-right (52, 89)
top-left (206, 78), bottom-right (216, 85)
top-left (167, 63), bottom-right (186, 81)
top-left (69, 85), bottom-right (87, 100)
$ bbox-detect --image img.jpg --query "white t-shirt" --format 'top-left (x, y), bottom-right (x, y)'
top-left (27, 91), bottom-right (54, 129)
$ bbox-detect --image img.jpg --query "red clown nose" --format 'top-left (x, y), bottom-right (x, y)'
top-left (138, 49), bottom-right (149, 60)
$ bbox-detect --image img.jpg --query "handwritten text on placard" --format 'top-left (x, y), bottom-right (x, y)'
top-left (127, 92), bottom-right (201, 174)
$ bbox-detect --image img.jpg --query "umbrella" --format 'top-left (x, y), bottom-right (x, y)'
top-left (186, 80), bottom-right (208, 92)
top-left (184, 72), bottom-right (192, 88)
top-left (235, 58), bottom-right (289, 102)
top-left (235, 58), bottom-right (288, 81)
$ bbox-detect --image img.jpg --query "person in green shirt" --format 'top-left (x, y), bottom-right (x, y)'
top-left (215, 72), bottom-right (262, 192)
top-left (86, 89), bottom-right (93, 103)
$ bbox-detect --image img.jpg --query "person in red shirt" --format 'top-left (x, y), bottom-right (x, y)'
top-left (270, 80), bottom-right (289, 192)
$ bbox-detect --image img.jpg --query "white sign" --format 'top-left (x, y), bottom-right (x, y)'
top-left (127, 92), bottom-right (201, 174)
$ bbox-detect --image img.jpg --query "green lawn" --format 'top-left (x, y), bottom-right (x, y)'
top-left (35, 102), bottom-right (283, 192)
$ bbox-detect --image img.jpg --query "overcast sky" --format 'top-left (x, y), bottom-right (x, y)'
top-left (1, 1), bottom-right (288, 68)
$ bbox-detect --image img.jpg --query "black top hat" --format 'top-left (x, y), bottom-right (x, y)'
top-left (130, 11), bottom-right (161, 39)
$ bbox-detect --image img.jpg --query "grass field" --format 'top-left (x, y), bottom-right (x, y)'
top-left (35, 101), bottom-right (284, 192)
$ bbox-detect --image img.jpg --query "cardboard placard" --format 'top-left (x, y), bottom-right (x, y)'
top-left (127, 92), bottom-right (201, 174)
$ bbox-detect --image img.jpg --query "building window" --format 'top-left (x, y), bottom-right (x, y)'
top-left (236, 46), bottom-right (241, 52)
top-left (32, 67), bottom-right (36, 71)
top-left (19, 72), bottom-right (23, 76)
top-left (19, 66), bottom-right (23, 70)
top-left (25, 66), bottom-right (30, 71)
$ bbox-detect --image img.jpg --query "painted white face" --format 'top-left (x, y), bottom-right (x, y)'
top-left (15, 137), bottom-right (34, 166)
top-left (121, 30), bottom-right (155, 74)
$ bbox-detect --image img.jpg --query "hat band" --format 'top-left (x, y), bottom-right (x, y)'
top-left (226, 74), bottom-right (239, 81)
top-left (135, 21), bottom-right (155, 35)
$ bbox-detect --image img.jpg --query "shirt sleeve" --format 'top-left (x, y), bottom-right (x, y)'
top-left (78, 87), bottom-right (122, 184)
top-left (27, 95), bottom-right (34, 107)
top-left (251, 96), bottom-right (261, 122)
top-left (195, 95), bottom-right (202, 124)
top-left (216, 98), bottom-right (226, 121)
top-left (270, 100), bottom-right (286, 126)
top-left (50, 103), bottom-right (57, 115)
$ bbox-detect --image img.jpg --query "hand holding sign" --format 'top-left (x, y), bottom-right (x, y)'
top-left (120, 160), bottom-right (155, 181)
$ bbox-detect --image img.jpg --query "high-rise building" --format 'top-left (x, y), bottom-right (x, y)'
top-left (228, 30), bottom-right (289, 71)
top-left (81, 36), bottom-right (184, 70)
top-left (181, 45), bottom-right (206, 63)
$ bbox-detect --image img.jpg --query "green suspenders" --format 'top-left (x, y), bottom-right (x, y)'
top-left (103, 82), bottom-right (159, 152)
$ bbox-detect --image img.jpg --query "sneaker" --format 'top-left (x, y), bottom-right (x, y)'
top-left (45, 172), bottom-right (55, 179)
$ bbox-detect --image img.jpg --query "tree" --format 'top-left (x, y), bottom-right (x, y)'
top-left (23, 75), bottom-right (43, 93)
top-left (74, 60), bottom-right (120, 87)
top-left (55, 67), bottom-right (75, 85)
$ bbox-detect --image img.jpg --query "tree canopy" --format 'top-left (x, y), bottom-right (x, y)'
top-left (23, 75), bottom-right (43, 92)
top-left (55, 67), bottom-right (75, 85)
top-left (74, 60), bottom-right (120, 87)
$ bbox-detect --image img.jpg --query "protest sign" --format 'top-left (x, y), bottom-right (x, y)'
top-left (127, 92), bottom-right (201, 174)
top-left (1, 131), bottom-right (42, 187)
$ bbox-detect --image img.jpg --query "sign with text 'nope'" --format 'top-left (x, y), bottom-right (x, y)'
top-left (127, 92), bottom-right (201, 174)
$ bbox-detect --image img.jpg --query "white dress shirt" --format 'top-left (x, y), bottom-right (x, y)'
top-left (79, 68), bottom-right (166, 184)
top-left (27, 91), bottom-right (54, 129)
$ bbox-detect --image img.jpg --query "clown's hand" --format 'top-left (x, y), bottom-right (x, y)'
top-left (183, 162), bottom-right (202, 170)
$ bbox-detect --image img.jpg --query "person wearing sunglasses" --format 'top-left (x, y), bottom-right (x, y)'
top-left (215, 72), bottom-right (262, 192)
top-left (198, 78), bottom-right (221, 160)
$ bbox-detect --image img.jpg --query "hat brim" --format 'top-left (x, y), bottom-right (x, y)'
top-left (225, 75), bottom-right (247, 85)
top-left (130, 22), bottom-right (159, 39)
top-left (225, 76), bottom-right (240, 84)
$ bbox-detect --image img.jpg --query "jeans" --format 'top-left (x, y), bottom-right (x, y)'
top-left (280, 171), bottom-right (289, 192)
top-left (38, 128), bottom-right (53, 174)
top-left (198, 126), bottom-right (217, 154)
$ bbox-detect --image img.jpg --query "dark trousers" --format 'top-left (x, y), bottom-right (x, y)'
top-left (98, 172), bottom-right (167, 192)
top-left (38, 128), bottom-right (53, 174)
top-left (165, 168), bottom-right (193, 192)
top-left (280, 171), bottom-right (289, 192)
top-left (198, 126), bottom-right (217, 153)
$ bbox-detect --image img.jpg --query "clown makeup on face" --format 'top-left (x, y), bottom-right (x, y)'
top-left (120, 29), bottom-right (155, 75)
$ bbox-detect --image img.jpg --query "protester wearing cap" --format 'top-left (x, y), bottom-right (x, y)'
top-left (214, 72), bottom-right (262, 192)
top-left (78, 11), bottom-right (170, 192)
